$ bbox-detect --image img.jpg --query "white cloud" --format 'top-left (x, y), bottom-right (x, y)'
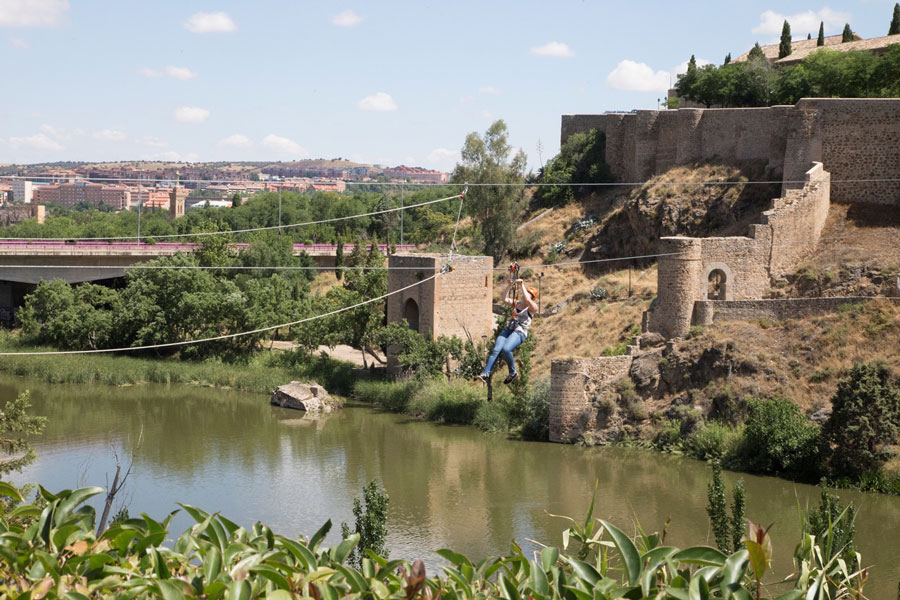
top-left (39, 123), bottom-right (74, 140)
top-left (174, 106), bottom-right (210, 123)
top-left (138, 67), bottom-right (162, 78)
top-left (139, 136), bottom-right (168, 148)
top-left (8, 133), bottom-right (63, 151)
top-left (479, 109), bottom-right (494, 119)
top-left (479, 86), bottom-right (500, 95)
top-left (332, 9), bottom-right (362, 27)
top-left (9, 37), bottom-right (28, 48)
top-left (262, 134), bottom-right (306, 156)
top-left (165, 65), bottom-right (196, 80)
top-left (93, 129), bottom-right (126, 142)
top-left (426, 148), bottom-right (459, 169)
top-left (530, 41), bottom-right (574, 58)
top-left (607, 60), bottom-right (670, 92)
top-left (358, 92), bottom-right (398, 111)
top-left (218, 134), bottom-right (253, 149)
top-left (184, 11), bottom-right (237, 34)
top-left (752, 8), bottom-right (851, 38)
top-left (0, 0), bottom-right (68, 27)
top-left (146, 151), bottom-right (183, 162)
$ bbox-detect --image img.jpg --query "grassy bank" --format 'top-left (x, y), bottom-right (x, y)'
top-left (352, 378), bottom-right (550, 439)
top-left (0, 333), bottom-right (355, 395)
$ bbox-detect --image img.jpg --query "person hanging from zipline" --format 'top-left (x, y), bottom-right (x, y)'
top-left (477, 263), bottom-right (539, 385)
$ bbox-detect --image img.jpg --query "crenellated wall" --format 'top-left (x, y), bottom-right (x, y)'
top-left (562, 98), bottom-right (900, 205)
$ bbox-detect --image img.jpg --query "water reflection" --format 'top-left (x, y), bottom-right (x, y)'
top-left (7, 376), bottom-right (900, 597)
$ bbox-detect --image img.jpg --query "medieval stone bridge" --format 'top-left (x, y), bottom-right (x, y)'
top-left (0, 240), bottom-right (415, 285)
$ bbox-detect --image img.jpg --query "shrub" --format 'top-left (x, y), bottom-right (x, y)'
top-left (685, 422), bottom-right (743, 462)
top-left (409, 381), bottom-right (482, 424)
top-left (536, 129), bottom-right (613, 207)
top-left (706, 462), bottom-right (746, 554)
top-left (736, 398), bottom-right (819, 477)
top-left (340, 480), bottom-right (389, 568)
top-left (820, 362), bottom-right (900, 479)
top-left (801, 486), bottom-right (857, 571)
top-left (520, 378), bottom-right (551, 440)
top-left (353, 380), bottom-right (419, 412)
top-left (473, 401), bottom-right (510, 433)
top-left (508, 229), bottom-right (544, 259)
top-left (652, 419), bottom-right (683, 452)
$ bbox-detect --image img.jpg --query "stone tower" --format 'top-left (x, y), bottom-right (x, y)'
top-left (168, 174), bottom-right (186, 220)
top-left (385, 253), bottom-right (494, 364)
top-left (644, 237), bottom-right (703, 339)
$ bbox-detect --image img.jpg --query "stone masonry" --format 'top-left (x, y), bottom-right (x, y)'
top-left (549, 356), bottom-right (633, 443)
top-left (386, 253), bottom-right (494, 355)
top-left (562, 99), bottom-right (900, 205)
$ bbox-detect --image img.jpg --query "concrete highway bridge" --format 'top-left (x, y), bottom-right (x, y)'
top-left (0, 240), bottom-right (415, 315)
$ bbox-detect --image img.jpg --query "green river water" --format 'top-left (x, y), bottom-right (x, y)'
top-left (5, 376), bottom-right (899, 597)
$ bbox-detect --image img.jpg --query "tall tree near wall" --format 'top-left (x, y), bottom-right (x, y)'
top-left (817, 22), bottom-right (825, 46)
top-left (723, 53), bottom-right (731, 65)
top-left (890, 3), bottom-right (900, 35)
top-left (451, 120), bottom-right (526, 263)
top-left (779, 20), bottom-right (792, 58)
top-left (747, 43), bottom-right (765, 61)
top-left (841, 23), bottom-right (854, 42)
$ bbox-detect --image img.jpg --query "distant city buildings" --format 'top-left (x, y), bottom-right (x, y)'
top-left (33, 182), bottom-right (130, 210)
top-left (382, 165), bottom-right (449, 183)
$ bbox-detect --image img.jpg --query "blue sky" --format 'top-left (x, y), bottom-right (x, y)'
top-left (1, 0), bottom-right (896, 171)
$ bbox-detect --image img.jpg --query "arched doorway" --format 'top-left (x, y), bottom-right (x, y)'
top-left (708, 269), bottom-right (727, 300)
top-left (403, 298), bottom-right (419, 331)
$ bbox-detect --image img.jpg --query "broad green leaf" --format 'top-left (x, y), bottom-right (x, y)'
top-left (531, 560), bottom-right (550, 596)
top-left (639, 546), bottom-right (678, 596)
top-left (267, 591), bottom-right (294, 600)
top-left (249, 565), bottom-right (290, 590)
top-left (203, 546), bottom-right (223, 583)
top-left (0, 481), bottom-right (24, 502)
top-left (156, 580), bottom-right (186, 600)
top-left (720, 549), bottom-right (749, 596)
top-left (436, 548), bottom-right (472, 568)
top-left (746, 541), bottom-right (768, 581)
top-left (276, 536), bottom-right (317, 571)
top-left (565, 558), bottom-right (601, 587)
top-left (599, 520), bottom-right (641, 586)
top-left (226, 579), bottom-right (251, 600)
top-left (689, 572), bottom-right (710, 600)
top-left (334, 564), bottom-right (368, 592)
top-left (309, 519), bottom-right (332, 550)
top-left (57, 487), bottom-right (104, 522)
top-left (541, 546), bottom-right (559, 572)
top-left (330, 533), bottom-right (358, 564)
top-left (672, 547), bottom-right (728, 567)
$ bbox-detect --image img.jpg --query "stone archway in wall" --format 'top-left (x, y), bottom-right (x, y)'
top-left (703, 263), bottom-right (734, 301)
top-left (403, 298), bottom-right (419, 331)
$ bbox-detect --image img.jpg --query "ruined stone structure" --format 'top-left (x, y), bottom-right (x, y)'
top-left (645, 162), bottom-right (831, 338)
top-left (550, 98), bottom-right (900, 442)
top-left (386, 253), bottom-right (494, 350)
top-left (562, 99), bottom-right (900, 205)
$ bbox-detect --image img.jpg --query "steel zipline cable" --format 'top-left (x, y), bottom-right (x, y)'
top-left (0, 228), bottom-right (894, 272)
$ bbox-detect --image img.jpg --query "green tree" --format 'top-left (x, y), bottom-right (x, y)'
top-left (820, 362), bottom-right (900, 479)
top-left (891, 3), bottom-right (900, 35)
top-left (723, 53), bottom-right (731, 65)
top-left (694, 64), bottom-right (725, 107)
top-left (0, 391), bottom-right (47, 477)
top-left (841, 23), bottom-right (854, 42)
top-left (341, 480), bottom-right (389, 568)
top-left (451, 120), bottom-right (526, 262)
top-left (706, 462), bottom-right (746, 553)
top-left (674, 55), bottom-right (699, 101)
top-left (817, 21), bottom-right (825, 46)
top-left (537, 129), bottom-right (612, 207)
top-left (778, 20), bottom-right (792, 58)
top-left (747, 42), bottom-right (766, 61)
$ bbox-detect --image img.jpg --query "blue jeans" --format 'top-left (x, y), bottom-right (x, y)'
top-left (481, 328), bottom-right (525, 377)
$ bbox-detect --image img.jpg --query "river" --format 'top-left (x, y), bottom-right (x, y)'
top-left (5, 376), bottom-right (899, 597)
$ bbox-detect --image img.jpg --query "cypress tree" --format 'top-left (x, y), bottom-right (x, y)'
top-left (807, 33), bottom-right (812, 40)
top-left (748, 42), bottom-right (765, 61)
top-left (723, 53), bottom-right (731, 65)
top-left (817, 22), bottom-right (825, 46)
top-left (842, 23), bottom-right (854, 42)
top-left (890, 3), bottom-right (900, 35)
top-left (779, 20), bottom-right (792, 58)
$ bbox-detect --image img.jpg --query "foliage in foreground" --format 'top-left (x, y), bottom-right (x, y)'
top-left (0, 482), bottom-right (869, 599)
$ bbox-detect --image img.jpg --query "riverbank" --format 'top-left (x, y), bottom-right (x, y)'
top-left (352, 378), bottom-right (549, 440)
top-left (0, 333), bottom-right (355, 395)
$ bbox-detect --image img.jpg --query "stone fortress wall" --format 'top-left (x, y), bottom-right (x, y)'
top-left (562, 99), bottom-right (900, 205)
top-left (550, 99), bottom-right (900, 442)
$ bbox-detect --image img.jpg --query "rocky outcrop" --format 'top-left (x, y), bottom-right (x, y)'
top-left (270, 381), bottom-right (342, 412)
top-left (581, 163), bottom-right (779, 271)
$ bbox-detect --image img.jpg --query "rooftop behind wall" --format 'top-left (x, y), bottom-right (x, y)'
top-left (562, 99), bottom-right (900, 206)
